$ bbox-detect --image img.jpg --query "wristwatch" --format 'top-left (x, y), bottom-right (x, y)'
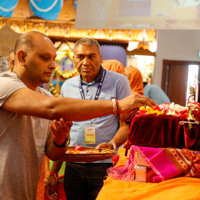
top-left (53, 137), bottom-right (70, 148)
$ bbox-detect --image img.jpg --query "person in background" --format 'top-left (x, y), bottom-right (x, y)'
top-left (102, 59), bottom-right (125, 75)
top-left (143, 82), bottom-right (171, 105)
top-left (0, 31), bottom-right (156, 200)
top-left (125, 65), bottom-right (144, 95)
top-left (45, 38), bottom-right (153, 200)
top-left (7, 48), bottom-right (15, 71)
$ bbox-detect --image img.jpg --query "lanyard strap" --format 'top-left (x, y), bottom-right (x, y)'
top-left (79, 69), bottom-right (106, 100)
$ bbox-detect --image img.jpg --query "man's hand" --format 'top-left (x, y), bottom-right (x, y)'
top-left (50, 118), bottom-right (73, 146)
top-left (45, 175), bottom-right (58, 200)
top-left (118, 93), bottom-right (157, 114)
top-left (96, 142), bottom-right (115, 151)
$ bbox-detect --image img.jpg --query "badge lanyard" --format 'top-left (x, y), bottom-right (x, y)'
top-left (79, 68), bottom-right (106, 100)
top-left (79, 68), bottom-right (106, 144)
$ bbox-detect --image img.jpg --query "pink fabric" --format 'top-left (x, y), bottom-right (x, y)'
top-left (107, 147), bottom-right (136, 181)
top-left (107, 145), bottom-right (200, 183)
top-left (133, 146), bottom-right (180, 182)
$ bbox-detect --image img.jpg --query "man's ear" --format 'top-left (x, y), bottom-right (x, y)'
top-left (18, 50), bottom-right (27, 65)
top-left (100, 55), bottom-right (103, 65)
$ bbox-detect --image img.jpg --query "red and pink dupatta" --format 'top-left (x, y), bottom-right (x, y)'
top-left (107, 145), bottom-right (200, 183)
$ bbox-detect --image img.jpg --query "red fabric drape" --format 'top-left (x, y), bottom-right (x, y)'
top-left (127, 114), bottom-right (200, 150)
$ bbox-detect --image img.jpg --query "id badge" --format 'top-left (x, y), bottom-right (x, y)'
top-left (84, 126), bottom-right (96, 144)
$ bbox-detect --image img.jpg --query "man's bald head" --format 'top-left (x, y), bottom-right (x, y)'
top-left (12, 31), bottom-right (56, 89)
top-left (14, 31), bottom-right (52, 55)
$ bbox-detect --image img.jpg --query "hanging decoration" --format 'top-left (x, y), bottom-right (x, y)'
top-left (52, 67), bottom-right (78, 81)
top-left (29, 0), bottom-right (63, 20)
top-left (50, 49), bottom-right (79, 96)
top-left (49, 68), bottom-right (78, 96)
top-left (0, 0), bottom-right (18, 17)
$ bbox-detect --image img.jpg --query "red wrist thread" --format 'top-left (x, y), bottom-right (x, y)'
top-left (116, 100), bottom-right (120, 120)
top-left (50, 171), bottom-right (58, 177)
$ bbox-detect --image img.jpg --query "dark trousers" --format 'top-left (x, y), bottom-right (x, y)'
top-left (64, 162), bottom-right (112, 200)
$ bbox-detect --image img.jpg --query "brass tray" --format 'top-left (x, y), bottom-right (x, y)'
top-left (61, 146), bottom-right (115, 162)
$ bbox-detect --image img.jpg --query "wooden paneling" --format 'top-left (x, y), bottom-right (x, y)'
top-left (162, 60), bottom-right (200, 106)
top-left (0, 24), bottom-right (21, 56)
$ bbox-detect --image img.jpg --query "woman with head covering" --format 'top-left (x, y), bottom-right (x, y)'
top-left (125, 65), bottom-right (144, 95)
top-left (102, 59), bottom-right (125, 75)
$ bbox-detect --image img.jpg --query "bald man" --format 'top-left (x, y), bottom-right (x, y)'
top-left (0, 31), bottom-right (156, 200)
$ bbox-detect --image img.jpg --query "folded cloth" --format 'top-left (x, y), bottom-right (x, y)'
top-left (107, 145), bottom-right (200, 183)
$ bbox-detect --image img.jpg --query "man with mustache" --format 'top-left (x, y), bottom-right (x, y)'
top-left (45, 38), bottom-right (156, 200)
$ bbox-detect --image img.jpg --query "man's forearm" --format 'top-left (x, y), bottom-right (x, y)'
top-left (111, 121), bottom-right (129, 148)
top-left (51, 97), bottom-right (114, 121)
top-left (2, 88), bottom-right (114, 121)
top-left (50, 159), bottom-right (64, 174)
top-left (45, 142), bottom-right (68, 161)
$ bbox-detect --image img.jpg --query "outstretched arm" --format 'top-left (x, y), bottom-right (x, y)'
top-left (2, 88), bottom-right (156, 121)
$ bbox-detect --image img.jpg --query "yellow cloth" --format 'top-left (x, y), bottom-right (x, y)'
top-left (114, 147), bottom-right (129, 167)
top-left (125, 65), bottom-right (144, 95)
top-left (97, 177), bottom-right (200, 200)
top-left (102, 59), bottom-right (125, 75)
top-left (96, 148), bottom-right (200, 200)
